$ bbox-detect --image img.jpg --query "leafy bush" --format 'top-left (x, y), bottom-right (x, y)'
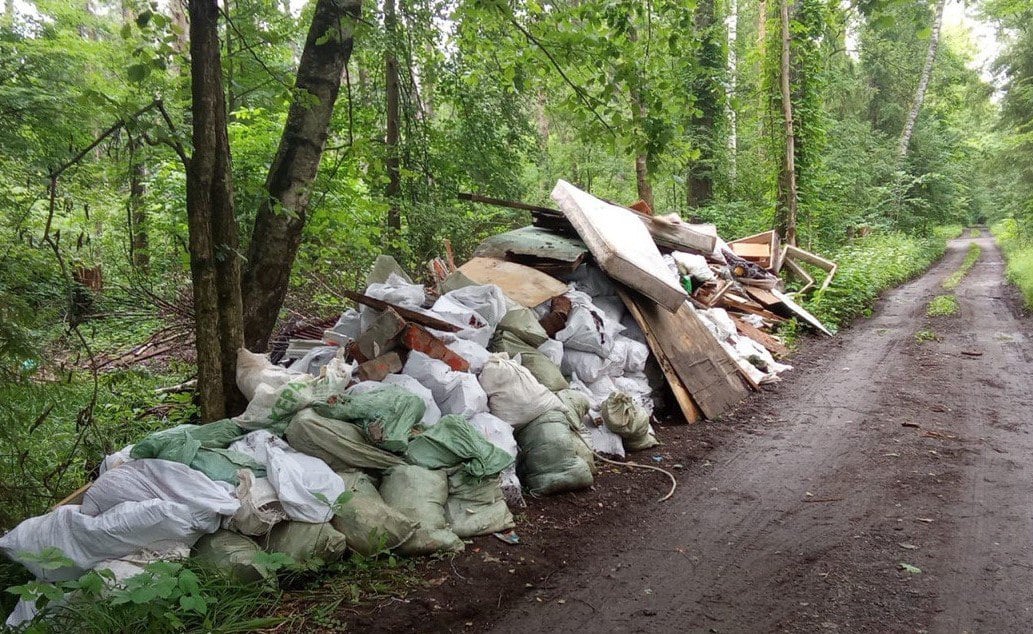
top-left (804, 229), bottom-right (952, 329)
top-left (992, 219), bottom-right (1033, 308)
top-left (927, 294), bottom-right (959, 316)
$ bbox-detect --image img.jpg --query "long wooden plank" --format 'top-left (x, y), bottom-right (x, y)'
top-left (552, 180), bottom-right (688, 312)
top-left (342, 289), bottom-right (462, 333)
top-left (639, 213), bottom-right (717, 254)
top-left (618, 290), bottom-right (701, 424)
top-left (458, 257), bottom-right (568, 308)
top-left (619, 290), bottom-right (750, 419)
top-left (730, 314), bottom-right (791, 358)
top-left (770, 289), bottom-right (834, 336)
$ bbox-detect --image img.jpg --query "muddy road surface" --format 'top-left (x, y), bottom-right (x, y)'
top-left (350, 231), bottom-right (1033, 633)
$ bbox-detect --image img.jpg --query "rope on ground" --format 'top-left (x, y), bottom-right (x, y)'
top-left (573, 433), bottom-right (678, 502)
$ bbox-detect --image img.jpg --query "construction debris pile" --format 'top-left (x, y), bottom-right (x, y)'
top-left (1, 181), bottom-right (833, 627)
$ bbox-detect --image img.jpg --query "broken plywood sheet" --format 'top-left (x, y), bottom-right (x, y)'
top-left (640, 213), bottom-right (717, 254)
top-left (770, 288), bottom-right (833, 336)
top-left (619, 290), bottom-right (750, 419)
top-left (457, 257), bottom-right (568, 308)
top-left (552, 180), bottom-right (687, 312)
top-left (472, 226), bottom-right (588, 276)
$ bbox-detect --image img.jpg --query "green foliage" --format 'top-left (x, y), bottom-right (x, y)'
top-left (926, 293), bottom-right (959, 316)
top-left (992, 218), bottom-right (1033, 307)
top-left (914, 328), bottom-right (939, 343)
top-left (943, 242), bottom-right (981, 290)
top-left (805, 229), bottom-right (951, 328)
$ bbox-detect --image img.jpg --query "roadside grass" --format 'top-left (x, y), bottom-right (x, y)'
top-left (943, 243), bottom-right (981, 290)
top-left (914, 328), bottom-right (939, 343)
top-left (991, 219), bottom-right (1033, 308)
top-left (969, 228), bottom-right (981, 238)
top-left (927, 294), bottom-right (959, 317)
top-left (804, 227), bottom-right (958, 330)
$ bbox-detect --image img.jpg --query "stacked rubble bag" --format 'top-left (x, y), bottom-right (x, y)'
top-left (0, 259), bottom-right (654, 628)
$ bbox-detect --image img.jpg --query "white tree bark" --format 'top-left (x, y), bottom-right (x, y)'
top-left (898, 0), bottom-right (946, 158)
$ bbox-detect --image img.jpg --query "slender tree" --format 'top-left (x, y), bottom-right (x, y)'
top-left (775, 0), bottom-right (798, 245)
top-left (898, 0), bottom-right (946, 158)
top-left (241, 0), bottom-right (363, 352)
top-left (687, 0), bottom-right (726, 208)
top-left (384, 0), bottom-right (402, 236)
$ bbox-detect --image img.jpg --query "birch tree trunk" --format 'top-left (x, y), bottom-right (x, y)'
top-left (241, 0), bottom-right (363, 352)
top-left (898, 0), bottom-right (946, 158)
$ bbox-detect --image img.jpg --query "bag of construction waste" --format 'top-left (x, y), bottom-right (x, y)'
top-left (81, 459), bottom-right (239, 533)
top-left (229, 431), bottom-right (346, 523)
top-left (467, 412), bottom-right (524, 507)
top-left (600, 392), bottom-right (658, 451)
top-left (130, 422), bottom-right (261, 485)
top-left (560, 347), bottom-right (615, 384)
top-left (380, 373), bottom-right (441, 426)
top-left (326, 308), bottom-right (362, 343)
top-left (612, 372), bottom-right (655, 414)
top-left (317, 384), bottom-right (425, 453)
top-left (443, 337), bottom-right (491, 374)
top-left (224, 470), bottom-right (287, 536)
top-left (496, 307), bottom-right (549, 347)
top-left (402, 351), bottom-right (489, 418)
top-left (331, 471), bottom-right (417, 556)
top-left (537, 338), bottom-right (563, 366)
top-left (568, 373), bottom-right (617, 413)
top-left (264, 521), bottom-right (348, 565)
top-left (192, 530), bottom-right (271, 583)
top-left (581, 422), bottom-right (625, 459)
top-left (432, 284), bottom-right (508, 330)
top-left (379, 465), bottom-right (464, 555)
top-left (445, 471), bottom-right (514, 538)
top-left (291, 345), bottom-right (338, 375)
top-left (284, 409), bottom-right (405, 472)
top-left (236, 349), bottom-right (297, 401)
top-left (672, 251), bottom-right (716, 284)
top-left (404, 414), bottom-right (514, 480)
top-left (0, 501), bottom-right (210, 582)
top-left (490, 331), bottom-right (569, 391)
top-left (478, 353), bottom-right (565, 427)
top-left (514, 410), bottom-right (594, 496)
top-left (564, 263), bottom-right (616, 298)
top-left (554, 389), bottom-right (597, 472)
top-left (235, 357), bottom-right (354, 433)
top-left (554, 291), bottom-right (624, 357)
top-left (366, 272), bottom-right (425, 307)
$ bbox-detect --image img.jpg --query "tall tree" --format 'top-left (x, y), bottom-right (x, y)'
top-left (384, 0), bottom-right (402, 237)
top-left (241, 0), bottom-right (363, 351)
top-left (775, 0), bottom-right (799, 245)
top-left (898, 0), bottom-right (946, 158)
top-left (186, 0), bottom-right (245, 420)
top-left (687, 0), bottom-right (727, 208)
top-left (128, 136), bottom-right (149, 271)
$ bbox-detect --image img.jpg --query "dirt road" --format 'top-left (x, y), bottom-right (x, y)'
top-left (484, 231), bottom-right (1033, 633)
top-left (347, 231), bottom-right (1033, 633)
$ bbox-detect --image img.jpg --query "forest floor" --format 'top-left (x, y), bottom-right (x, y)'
top-left (335, 229), bottom-right (1033, 633)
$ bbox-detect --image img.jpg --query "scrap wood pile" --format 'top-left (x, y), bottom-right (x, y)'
top-left (0, 180), bottom-right (835, 627)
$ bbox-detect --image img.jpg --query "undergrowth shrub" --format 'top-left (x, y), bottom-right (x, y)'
top-left (992, 219), bottom-right (1033, 307)
top-left (804, 229), bottom-right (953, 329)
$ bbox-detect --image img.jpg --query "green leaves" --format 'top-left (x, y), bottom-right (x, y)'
top-left (127, 63), bottom-right (150, 83)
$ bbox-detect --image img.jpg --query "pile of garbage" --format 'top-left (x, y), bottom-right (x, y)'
top-left (1, 180), bottom-right (835, 627)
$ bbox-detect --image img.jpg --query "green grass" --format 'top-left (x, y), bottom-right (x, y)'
top-left (804, 229), bottom-right (954, 330)
top-left (943, 243), bottom-right (981, 290)
top-left (914, 329), bottom-right (939, 343)
top-left (992, 219), bottom-right (1033, 308)
top-left (927, 294), bottom-right (959, 316)
top-left (969, 228), bottom-right (981, 238)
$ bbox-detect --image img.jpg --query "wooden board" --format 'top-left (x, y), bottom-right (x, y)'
top-left (619, 289), bottom-right (751, 420)
top-left (781, 257), bottom-right (814, 293)
top-left (472, 226), bottom-right (588, 276)
top-left (639, 213), bottom-right (717, 254)
top-left (552, 180), bottom-right (688, 312)
top-left (770, 288), bottom-right (834, 336)
top-left (784, 244), bottom-right (837, 291)
top-left (719, 294), bottom-right (787, 323)
top-left (458, 257), bottom-right (568, 308)
top-left (744, 286), bottom-right (782, 308)
top-left (342, 289), bottom-right (462, 332)
top-left (730, 314), bottom-right (791, 358)
top-left (730, 242), bottom-right (771, 259)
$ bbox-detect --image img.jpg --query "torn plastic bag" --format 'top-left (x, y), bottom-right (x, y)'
top-left (672, 251), bottom-right (716, 284)
top-left (290, 345), bottom-right (338, 375)
top-left (490, 331), bottom-right (569, 391)
top-left (404, 414), bottom-right (514, 480)
top-left (81, 459), bottom-right (239, 532)
top-left (467, 412), bottom-right (523, 507)
top-left (568, 373), bottom-right (616, 413)
top-left (229, 431), bottom-right (345, 523)
top-left (129, 422), bottom-right (260, 485)
top-left (317, 384), bottom-right (425, 453)
top-left (223, 470), bottom-right (287, 536)
top-left (612, 372), bottom-right (656, 414)
top-left (381, 373), bottom-right (441, 426)
top-left (284, 409), bottom-right (404, 472)
top-left (514, 411), bottom-right (594, 496)
top-left (366, 272), bottom-right (426, 308)
top-left (554, 292), bottom-right (624, 357)
top-left (98, 444), bottom-right (134, 475)
top-left (617, 334), bottom-right (650, 373)
top-left (478, 353), bottom-right (564, 428)
top-left (537, 338), bottom-right (563, 366)
top-left (432, 284), bottom-right (508, 330)
top-left (236, 349), bottom-right (298, 402)
top-left (331, 471), bottom-right (417, 556)
top-left (592, 294), bottom-right (626, 326)
top-left (0, 501), bottom-right (211, 582)
top-left (600, 392), bottom-right (658, 451)
top-left (560, 347), bottom-right (615, 384)
top-left (264, 521), bottom-right (348, 565)
top-left (234, 357), bottom-right (354, 433)
top-left (445, 471), bottom-right (514, 538)
top-left (326, 308), bottom-right (362, 342)
top-left (580, 422), bottom-right (626, 458)
top-left (402, 351), bottom-right (488, 418)
top-left (496, 307), bottom-right (549, 347)
top-left (192, 530), bottom-right (271, 583)
top-left (379, 465), bottom-right (463, 555)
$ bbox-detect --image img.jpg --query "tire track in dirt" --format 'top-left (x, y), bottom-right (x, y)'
top-left (485, 231), bottom-right (1033, 633)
